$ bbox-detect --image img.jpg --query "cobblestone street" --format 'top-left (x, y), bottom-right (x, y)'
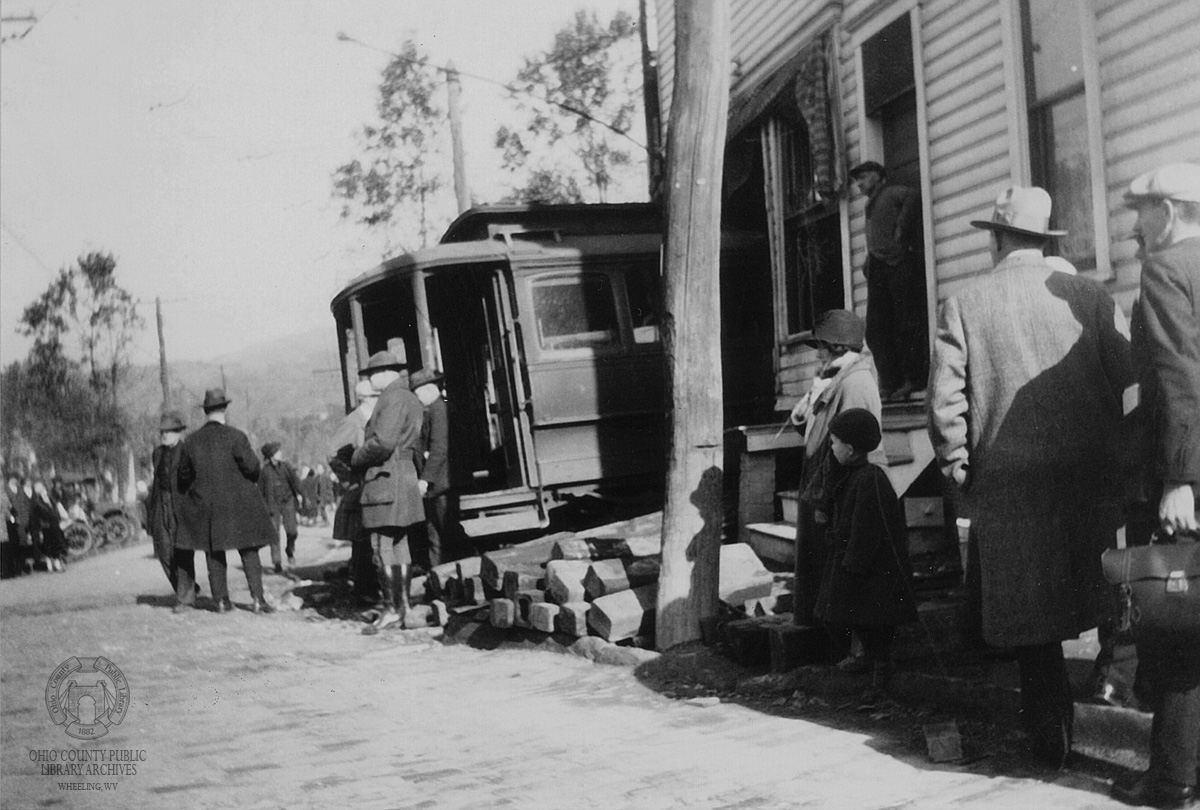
top-left (1, 528), bottom-right (1133, 809)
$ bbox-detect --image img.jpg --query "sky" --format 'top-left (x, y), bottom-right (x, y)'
top-left (0, 0), bottom-right (647, 368)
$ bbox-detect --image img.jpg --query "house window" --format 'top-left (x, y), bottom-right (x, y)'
top-left (1021, 0), bottom-right (1096, 270)
top-left (765, 115), bottom-right (844, 338)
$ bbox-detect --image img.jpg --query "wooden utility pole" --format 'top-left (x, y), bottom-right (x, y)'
top-left (655, 0), bottom-right (731, 651)
top-left (446, 61), bottom-right (471, 214)
top-left (156, 296), bottom-right (170, 408)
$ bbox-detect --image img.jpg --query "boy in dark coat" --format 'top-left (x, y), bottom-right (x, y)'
top-left (814, 408), bottom-right (916, 689)
top-left (175, 388), bottom-right (277, 614)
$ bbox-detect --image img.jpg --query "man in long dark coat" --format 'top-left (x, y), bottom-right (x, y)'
top-left (258, 442), bottom-right (302, 574)
top-left (175, 388), bottom-right (277, 614)
top-left (147, 410), bottom-right (187, 590)
top-left (351, 351), bottom-right (425, 632)
top-left (929, 186), bottom-right (1133, 767)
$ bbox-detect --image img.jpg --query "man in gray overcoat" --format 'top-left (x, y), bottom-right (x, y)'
top-left (175, 388), bottom-right (277, 614)
top-left (351, 351), bottom-right (426, 632)
top-left (928, 186), bottom-right (1133, 767)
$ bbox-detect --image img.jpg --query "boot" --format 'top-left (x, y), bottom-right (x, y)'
top-left (362, 564), bottom-right (401, 635)
top-left (393, 564), bottom-right (410, 629)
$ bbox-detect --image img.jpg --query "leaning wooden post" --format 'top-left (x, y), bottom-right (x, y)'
top-left (656, 0), bottom-right (731, 651)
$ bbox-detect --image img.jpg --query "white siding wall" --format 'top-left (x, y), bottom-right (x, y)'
top-left (655, 0), bottom-right (1200, 407)
top-left (920, 0), bottom-right (1010, 300)
top-left (1096, 0), bottom-right (1200, 313)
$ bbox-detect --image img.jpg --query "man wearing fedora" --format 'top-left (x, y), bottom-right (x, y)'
top-left (351, 351), bottom-right (426, 632)
top-left (850, 160), bottom-right (927, 401)
top-left (175, 388), bottom-right (277, 614)
top-left (1111, 163), bottom-right (1200, 809)
top-left (928, 185), bottom-right (1133, 767)
top-left (258, 441), bottom-right (303, 574)
top-left (146, 410), bottom-right (188, 591)
top-left (412, 367), bottom-right (459, 565)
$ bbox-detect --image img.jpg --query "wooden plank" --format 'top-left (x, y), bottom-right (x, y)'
top-left (489, 598), bottom-right (516, 629)
top-left (528, 602), bottom-right (560, 633)
top-left (551, 535), bottom-right (663, 561)
top-left (583, 556), bottom-right (662, 600)
top-left (554, 602), bottom-right (590, 637)
top-left (544, 560), bottom-right (591, 605)
top-left (587, 584), bottom-right (658, 642)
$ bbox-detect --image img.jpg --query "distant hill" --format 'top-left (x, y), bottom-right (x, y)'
top-left (121, 326), bottom-right (348, 472)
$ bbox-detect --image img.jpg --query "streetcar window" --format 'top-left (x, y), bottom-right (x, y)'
top-left (532, 272), bottom-right (620, 351)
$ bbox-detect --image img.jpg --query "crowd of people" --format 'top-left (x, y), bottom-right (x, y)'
top-left (786, 162), bottom-right (1199, 808)
top-left (7, 157), bottom-right (1195, 807)
top-left (140, 349), bottom-right (460, 632)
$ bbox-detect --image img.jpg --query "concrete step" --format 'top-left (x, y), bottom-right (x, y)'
top-left (744, 522), bottom-right (794, 567)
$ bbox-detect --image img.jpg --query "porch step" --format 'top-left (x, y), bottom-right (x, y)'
top-left (744, 522), bottom-right (795, 567)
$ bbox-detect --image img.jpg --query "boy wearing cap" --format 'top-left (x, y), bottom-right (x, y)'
top-left (814, 408), bottom-right (916, 689)
top-left (928, 185), bottom-right (1133, 767)
top-left (1112, 163), bottom-right (1200, 809)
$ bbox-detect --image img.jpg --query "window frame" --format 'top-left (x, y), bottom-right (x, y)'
top-left (1011, 0), bottom-right (1111, 279)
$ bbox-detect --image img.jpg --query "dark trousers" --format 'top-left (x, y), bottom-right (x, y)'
top-left (1015, 642), bottom-right (1074, 756)
top-left (351, 537), bottom-right (378, 599)
top-left (855, 625), bottom-right (896, 663)
top-left (267, 510), bottom-right (298, 566)
top-left (174, 547), bottom-right (265, 604)
top-left (1139, 645), bottom-right (1200, 787)
top-left (422, 492), bottom-right (462, 566)
top-left (865, 254), bottom-right (928, 391)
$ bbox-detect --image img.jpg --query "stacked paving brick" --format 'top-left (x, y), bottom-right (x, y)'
top-left (423, 512), bottom-right (778, 647)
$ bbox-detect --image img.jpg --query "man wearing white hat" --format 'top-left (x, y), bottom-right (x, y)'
top-left (1111, 163), bottom-right (1200, 809)
top-left (928, 185), bottom-right (1133, 767)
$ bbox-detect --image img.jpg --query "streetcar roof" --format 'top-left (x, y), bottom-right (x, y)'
top-left (330, 232), bottom-right (663, 313)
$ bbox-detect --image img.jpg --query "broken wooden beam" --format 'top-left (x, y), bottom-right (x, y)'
top-left (583, 556), bottom-right (662, 600)
top-left (587, 583), bottom-right (657, 642)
